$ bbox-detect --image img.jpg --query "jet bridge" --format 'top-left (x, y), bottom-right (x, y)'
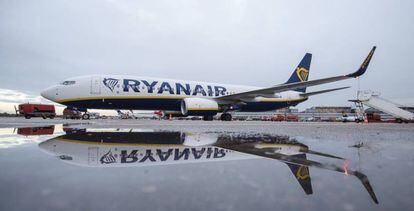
top-left (354, 90), bottom-right (414, 122)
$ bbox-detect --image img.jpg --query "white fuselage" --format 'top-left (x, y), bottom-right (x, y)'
top-left (41, 75), bottom-right (306, 112)
top-left (39, 132), bottom-right (306, 167)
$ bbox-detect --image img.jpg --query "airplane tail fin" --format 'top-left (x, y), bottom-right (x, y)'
top-left (286, 154), bottom-right (313, 195)
top-left (285, 53), bottom-right (312, 93)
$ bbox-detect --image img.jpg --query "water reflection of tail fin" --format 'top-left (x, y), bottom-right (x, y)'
top-left (286, 154), bottom-right (313, 195)
top-left (353, 171), bottom-right (379, 204)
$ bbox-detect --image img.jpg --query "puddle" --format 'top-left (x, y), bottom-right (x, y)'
top-left (1, 124), bottom-right (414, 210)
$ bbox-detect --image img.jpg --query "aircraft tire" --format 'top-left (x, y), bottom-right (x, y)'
top-left (203, 115), bottom-right (214, 121)
top-left (82, 113), bottom-right (90, 120)
top-left (220, 113), bottom-right (232, 121)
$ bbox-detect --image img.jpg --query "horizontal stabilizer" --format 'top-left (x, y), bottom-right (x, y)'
top-left (300, 86), bottom-right (350, 98)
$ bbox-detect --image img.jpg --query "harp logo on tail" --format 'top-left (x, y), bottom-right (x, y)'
top-left (103, 78), bottom-right (119, 92)
top-left (296, 165), bottom-right (310, 180)
top-left (100, 150), bottom-right (117, 164)
top-left (296, 67), bottom-right (309, 82)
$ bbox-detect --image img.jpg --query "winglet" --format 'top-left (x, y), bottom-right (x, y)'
top-left (353, 171), bottom-right (379, 204)
top-left (347, 46), bottom-right (376, 78)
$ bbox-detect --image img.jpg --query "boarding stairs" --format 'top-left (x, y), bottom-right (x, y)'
top-left (356, 90), bottom-right (414, 121)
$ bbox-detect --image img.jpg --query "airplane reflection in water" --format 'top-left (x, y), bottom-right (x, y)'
top-left (37, 128), bottom-right (378, 204)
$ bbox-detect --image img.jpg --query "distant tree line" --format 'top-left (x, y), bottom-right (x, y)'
top-left (0, 112), bottom-right (16, 117)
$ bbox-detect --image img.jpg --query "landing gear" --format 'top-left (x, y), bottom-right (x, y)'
top-left (220, 113), bottom-right (232, 121)
top-left (203, 115), bottom-right (214, 121)
top-left (82, 113), bottom-right (90, 120)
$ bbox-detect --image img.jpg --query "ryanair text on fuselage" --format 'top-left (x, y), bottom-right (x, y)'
top-left (105, 78), bottom-right (228, 97)
top-left (101, 147), bottom-right (227, 164)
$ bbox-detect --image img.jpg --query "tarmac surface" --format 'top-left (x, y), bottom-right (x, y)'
top-left (0, 117), bottom-right (413, 211)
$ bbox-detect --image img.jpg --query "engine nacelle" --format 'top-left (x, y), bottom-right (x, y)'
top-left (181, 98), bottom-right (219, 116)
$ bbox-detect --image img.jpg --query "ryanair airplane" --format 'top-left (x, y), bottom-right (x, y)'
top-left (41, 47), bottom-right (376, 120)
top-left (38, 128), bottom-right (378, 203)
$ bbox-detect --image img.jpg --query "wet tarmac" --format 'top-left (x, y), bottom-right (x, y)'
top-left (0, 118), bottom-right (413, 211)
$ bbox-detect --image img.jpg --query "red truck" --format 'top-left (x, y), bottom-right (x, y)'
top-left (271, 115), bottom-right (299, 122)
top-left (271, 115), bottom-right (285, 121)
top-left (63, 108), bottom-right (82, 119)
top-left (16, 103), bottom-right (56, 119)
top-left (17, 126), bottom-right (55, 136)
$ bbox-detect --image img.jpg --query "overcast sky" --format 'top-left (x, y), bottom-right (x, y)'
top-left (1, 0), bottom-right (413, 113)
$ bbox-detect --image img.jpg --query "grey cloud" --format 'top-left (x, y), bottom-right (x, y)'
top-left (0, 0), bottom-right (413, 109)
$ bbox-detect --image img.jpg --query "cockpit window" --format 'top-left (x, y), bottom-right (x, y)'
top-left (58, 155), bottom-right (73, 160)
top-left (61, 81), bottom-right (76, 85)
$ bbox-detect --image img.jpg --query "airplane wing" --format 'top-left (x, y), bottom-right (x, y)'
top-left (215, 141), bottom-right (378, 203)
top-left (215, 46), bottom-right (376, 102)
top-left (299, 86), bottom-right (350, 98)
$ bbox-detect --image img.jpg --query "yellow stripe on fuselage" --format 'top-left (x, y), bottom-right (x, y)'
top-left (187, 107), bottom-right (218, 111)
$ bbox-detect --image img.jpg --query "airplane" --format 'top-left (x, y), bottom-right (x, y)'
top-left (38, 128), bottom-right (378, 204)
top-left (41, 47), bottom-right (376, 121)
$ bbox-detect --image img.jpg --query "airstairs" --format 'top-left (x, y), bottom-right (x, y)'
top-left (356, 90), bottom-right (414, 121)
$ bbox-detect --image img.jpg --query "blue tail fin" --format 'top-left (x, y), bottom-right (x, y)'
top-left (285, 53), bottom-right (312, 93)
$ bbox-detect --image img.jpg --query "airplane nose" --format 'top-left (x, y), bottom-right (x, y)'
top-left (41, 86), bottom-right (57, 101)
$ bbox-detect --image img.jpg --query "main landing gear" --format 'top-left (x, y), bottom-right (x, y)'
top-left (202, 115), bottom-right (214, 121)
top-left (220, 113), bottom-right (232, 121)
top-left (202, 113), bottom-right (232, 121)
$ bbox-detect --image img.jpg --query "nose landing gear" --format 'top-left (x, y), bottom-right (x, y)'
top-left (82, 113), bottom-right (90, 120)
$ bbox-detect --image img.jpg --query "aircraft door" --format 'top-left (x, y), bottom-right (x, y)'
top-left (90, 76), bottom-right (101, 94)
top-left (88, 147), bottom-right (99, 165)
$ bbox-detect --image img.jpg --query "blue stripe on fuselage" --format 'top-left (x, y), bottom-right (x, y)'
top-left (61, 98), bottom-right (306, 112)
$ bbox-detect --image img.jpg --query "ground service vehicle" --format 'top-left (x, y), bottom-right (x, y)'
top-left (16, 103), bottom-right (55, 119)
top-left (17, 126), bottom-right (55, 136)
top-left (63, 108), bottom-right (82, 119)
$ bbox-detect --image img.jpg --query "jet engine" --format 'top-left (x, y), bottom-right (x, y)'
top-left (181, 98), bottom-right (219, 116)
